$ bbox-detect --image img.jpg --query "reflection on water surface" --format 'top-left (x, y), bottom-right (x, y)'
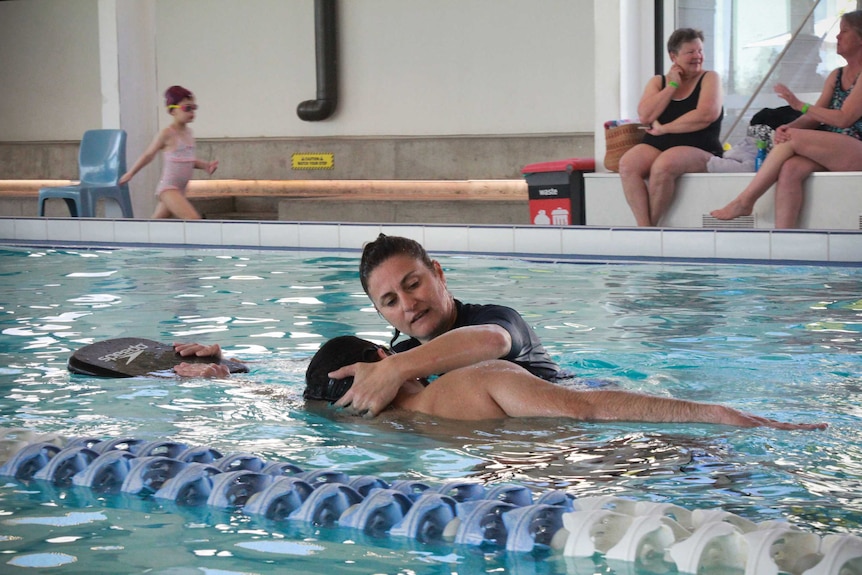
top-left (0, 247), bottom-right (860, 573)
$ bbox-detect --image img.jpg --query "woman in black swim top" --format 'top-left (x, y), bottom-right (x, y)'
top-left (618, 28), bottom-right (724, 227)
top-left (328, 233), bottom-right (561, 417)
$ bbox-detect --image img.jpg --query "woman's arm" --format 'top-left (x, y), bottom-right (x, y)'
top-left (637, 75), bottom-right (676, 124)
top-left (332, 324), bottom-right (512, 417)
top-left (778, 68), bottom-right (862, 129)
top-left (649, 71), bottom-right (724, 135)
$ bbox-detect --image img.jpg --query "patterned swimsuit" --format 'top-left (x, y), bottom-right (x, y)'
top-left (157, 126), bottom-right (196, 195)
top-left (821, 67), bottom-right (862, 141)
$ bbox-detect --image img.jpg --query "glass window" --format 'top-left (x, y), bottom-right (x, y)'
top-left (677, 0), bottom-right (859, 146)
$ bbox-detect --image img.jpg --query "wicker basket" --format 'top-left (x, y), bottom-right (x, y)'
top-left (604, 123), bottom-right (646, 172)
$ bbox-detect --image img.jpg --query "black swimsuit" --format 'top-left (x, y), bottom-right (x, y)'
top-left (392, 299), bottom-right (561, 380)
top-left (642, 72), bottom-right (724, 156)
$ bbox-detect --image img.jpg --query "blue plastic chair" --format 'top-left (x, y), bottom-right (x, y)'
top-left (38, 129), bottom-right (133, 218)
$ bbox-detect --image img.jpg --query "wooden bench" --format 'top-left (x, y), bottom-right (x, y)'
top-left (185, 179), bottom-right (530, 223)
top-left (585, 172), bottom-right (862, 230)
top-left (0, 179), bottom-right (530, 224)
top-left (6, 176), bottom-right (861, 229)
top-left (0, 180), bottom-right (76, 217)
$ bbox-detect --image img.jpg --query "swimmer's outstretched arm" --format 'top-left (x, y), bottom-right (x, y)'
top-left (403, 360), bottom-right (828, 431)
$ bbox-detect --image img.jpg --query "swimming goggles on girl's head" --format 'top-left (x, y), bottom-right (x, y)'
top-left (168, 104), bottom-right (198, 112)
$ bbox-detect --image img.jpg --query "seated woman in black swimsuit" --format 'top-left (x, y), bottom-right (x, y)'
top-left (618, 28), bottom-right (724, 227)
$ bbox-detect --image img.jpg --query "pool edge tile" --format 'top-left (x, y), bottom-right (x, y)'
top-left (0, 218), bottom-right (860, 266)
top-left (260, 221), bottom-right (300, 248)
top-left (770, 230), bottom-right (829, 262)
top-left (185, 220), bottom-right (224, 247)
top-left (423, 226), bottom-right (471, 253)
top-left (338, 224), bottom-right (382, 251)
top-left (661, 229), bottom-right (717, 259)
top-left (13, 218), bottom-right (49, 242)
top-left (715, 230), bottom-right (771, 261)
top-left (514, 226), bottom-right (563, 255)
top-left (828, 231), bottom-right (862, 263)
top-left (221, 220), bottom-right (262, 248)
top-left (46, 218), bottom-right (82, 242)
top-left (466, 226), bottom-right (516, 254)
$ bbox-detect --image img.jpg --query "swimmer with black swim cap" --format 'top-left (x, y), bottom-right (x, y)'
top-left (304, 335), bottom-right (827, 431)
top-left (305, 336), bottom-right (387, 402)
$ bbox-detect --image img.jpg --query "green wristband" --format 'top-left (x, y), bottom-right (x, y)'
top-left (801, 103), bottom-right (811, 114)
top-left (668, 81), bottom-right (680, 89)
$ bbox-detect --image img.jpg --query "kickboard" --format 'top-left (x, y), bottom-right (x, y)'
top-left (68, 338), bottom-right (249, 378)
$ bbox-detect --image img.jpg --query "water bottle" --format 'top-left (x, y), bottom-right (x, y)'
top-left (754, 139), bottom-right (768, 171)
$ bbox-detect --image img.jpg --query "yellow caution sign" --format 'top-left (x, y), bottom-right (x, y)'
top-left (292, 153), bottom-right (334, 170)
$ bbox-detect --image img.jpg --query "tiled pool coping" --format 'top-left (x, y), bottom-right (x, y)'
top-left (1, 217), bottom-right (861, 265)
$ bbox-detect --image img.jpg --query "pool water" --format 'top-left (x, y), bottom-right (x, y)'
top-left (0, 246), bottom-right (860, 574)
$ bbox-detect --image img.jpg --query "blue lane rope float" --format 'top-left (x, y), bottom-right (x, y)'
top-left (0, 430), bottom-right (860, 574)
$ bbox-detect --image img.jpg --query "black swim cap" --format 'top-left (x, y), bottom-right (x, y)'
top-left (304, 336), bottom-right (384, 402)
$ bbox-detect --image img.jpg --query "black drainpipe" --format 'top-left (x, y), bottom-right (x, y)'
top-left (654, 0), bottom-right (664, 76)
top-left (297, 0), bottom-right (338, 121)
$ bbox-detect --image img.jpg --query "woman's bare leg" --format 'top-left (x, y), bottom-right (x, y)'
top-left (782, 129), bottom-right (862, 170)
top-left (619, 144), bottom-right (661, 226)
top-left (712, 130), bottom-right (862, 221)
top-left (710, 142), bottom-right (796, 220)
top-left (645, 146), bottom-right (713, 226)
top-left (774, 155), bottom-right (819, 228)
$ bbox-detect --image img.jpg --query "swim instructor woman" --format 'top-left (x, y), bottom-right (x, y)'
top-left (329, 234), bottom-right (560, 417)
top-left (619, 27), bottom-right (724, 226)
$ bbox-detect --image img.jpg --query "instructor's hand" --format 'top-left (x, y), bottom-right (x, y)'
top-left (330, 350), bottom-right (400, 417)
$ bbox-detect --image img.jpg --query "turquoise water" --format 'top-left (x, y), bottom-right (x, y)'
top-left (0, 246), bottom-right (860, 574)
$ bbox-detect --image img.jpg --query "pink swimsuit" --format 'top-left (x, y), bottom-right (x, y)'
top-left (156, 126), bottom-right (196, 195)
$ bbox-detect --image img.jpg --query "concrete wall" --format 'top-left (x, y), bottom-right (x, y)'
top-left (0, 1), bottom-right (594, 137)
top-left (152, 0), bottom-right (596, 138)
top-left (0, 0), bottom-right (102, 141)
top-left (0, 0), bottom-right (602, 216)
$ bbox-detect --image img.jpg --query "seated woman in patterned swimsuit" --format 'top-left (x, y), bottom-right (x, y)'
top-left (119, 85), bottom-right (218, 219)
top-left (711, 10), bottom-right (862, 229)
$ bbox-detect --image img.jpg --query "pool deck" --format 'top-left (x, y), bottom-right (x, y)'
top-left (1, 178), bottom-right (861, 264)
top-left (1, 216), bottom-right (860, 265)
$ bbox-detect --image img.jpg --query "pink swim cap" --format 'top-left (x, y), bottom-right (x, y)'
top-left (164, 85), bottom-right (193, 107)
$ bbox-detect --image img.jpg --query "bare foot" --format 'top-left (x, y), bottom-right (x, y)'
top-left (710, 200), bottom-right (752, 220)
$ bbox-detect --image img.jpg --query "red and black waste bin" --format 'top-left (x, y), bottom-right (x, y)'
top-left (522, 157), bottom-right (595, 225)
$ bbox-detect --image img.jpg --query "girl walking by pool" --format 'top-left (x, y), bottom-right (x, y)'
top-left (119, 85), bottom-right (218, 219)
